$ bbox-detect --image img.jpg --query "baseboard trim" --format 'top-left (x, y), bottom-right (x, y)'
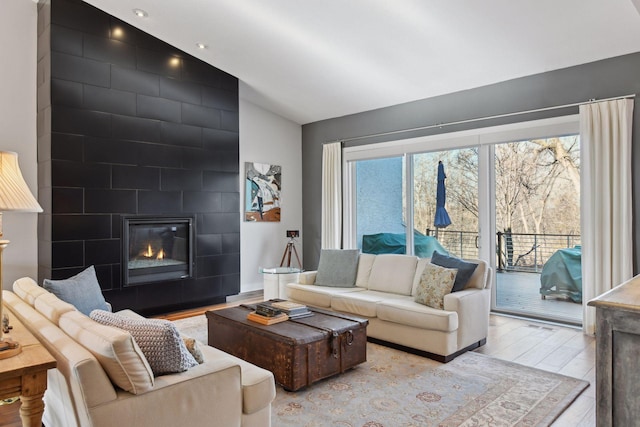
top-left (226, 290), bottom-right (263, 303)
top-left (366, 337), bottom-right (487, 363)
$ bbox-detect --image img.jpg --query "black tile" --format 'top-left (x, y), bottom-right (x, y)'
top-left (160, 122), bottom-right (201, 148)
top-left (182, 103), bottom-right (221, 128)
top-left (220, 273), bottom-right (241, 296)
top-left (84, 85), bottom-right (136, 116)
top-left (219, 73), bottom-right (238, 92)
top-left (93, 264), bottom-right (113, 290)
top-left (51, 52), bottom-right (110, 87)
top-left (221, 233), bottom-right (240, 253)
top-left (137, 143), bottom-right (182, 168)
top-left (136, 281), bottom-right (182, 310)
top-left (220, 193), bottom-right (239, 213)
top-left (161, 169), bottom-right (202, 191)
top-left (138, 191), bottom-right (182, 214)
top-left (197, 254), bottom-right (240, 278)
top-left (137, 94), bottom-right (181, 122)
top-left (160, 77), bottom-right (201, 104)
top-left (85, 189), bottom-right (137, 214)
top-left (221, 110), bottom-right (239, 132)
top-left (112, 165), bottom-right (159, 190)
top-left (137, 47), bottom-right (181, 79)
top-left (51, 79), bottom-right (83, 108)
top-left (182, 148), bottom-right (220, 171)
top-left (202, 128), bottom-right (238, 151)
top-left (202, 87), bottom-right (238, 111)
top-left (51, 133), bottom-right (84, 161)
top-left (108, 17), bottom-right (138, 45)
top-left (50, 266), bottom-right (84, 280)
top-left (111, 66), bottom-right (159, 97)
top-left (52, 106), bottom-right (112, 137)
top-left (109, 263), bottom-right (122, 289)
top-left (86, 239), bottom-right (121, 265)
top-left (216, 151), bottom-right (240, 173)
top-left (182, 58), bottom-right (222, 87)
top-left (184, 191), bottom-right (221, 213)
top-left (198, 213), bottom-right (240, 234)
top-left (52, 214), bottom-right (111, 240)
top-left (52, 188), bottom-right (83, 213)
top-left (203, 171), bottom-right (239, 192)
top-left (84, 137), bottom-right (138, 165)
top-left (197, 234), bottom-right (221, 256)
top-left (52, 160), bottom-right (111, 188)
top-left (111, 215), bottom-right (122, 239)
top-left (181, 277), bottom-right (222, 303)
top-left (51, 0), bottom-right (110, 38)
top-left (50, 24), bottom-right (83, 56)
top-left (84, 34), bottom-right (136, 69)
top-left (52, 241), bottom-right (84, 268)
top-left (112, 115), bottom-right (161, 143)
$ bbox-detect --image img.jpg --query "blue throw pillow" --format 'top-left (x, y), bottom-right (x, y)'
top-left (43, 266), bottom-right (110, 315)
top-left (430, 251), bottom-right (478, 292)
top-left (314, 249), bottom-right (360, 287)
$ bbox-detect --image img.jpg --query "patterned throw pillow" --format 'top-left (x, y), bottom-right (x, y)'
top-left (414, 263), bottom-right (458, 309)
top-left (90, 310), bottom-right (198, 376)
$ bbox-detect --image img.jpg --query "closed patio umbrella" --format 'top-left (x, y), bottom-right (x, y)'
top-left (434, 161), bottom-right (452, 230)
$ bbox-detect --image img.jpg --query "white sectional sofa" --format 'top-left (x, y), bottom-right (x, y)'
top-left (285, 253), bottom-right (492, 362)
top-left (3, 278), bottom-right (275, 427)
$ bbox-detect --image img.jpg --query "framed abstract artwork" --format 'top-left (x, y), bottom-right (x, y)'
top-left (245, 162), bottom-right (281, 222)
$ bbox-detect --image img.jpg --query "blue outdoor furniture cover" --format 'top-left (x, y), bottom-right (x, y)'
top-left (539, 246), bottom-right (582, 303)
top-left (362, 232), bottom-right (448, 258)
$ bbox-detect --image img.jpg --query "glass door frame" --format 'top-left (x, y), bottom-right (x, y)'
top-left (342, 115), bottom-right (579, 315)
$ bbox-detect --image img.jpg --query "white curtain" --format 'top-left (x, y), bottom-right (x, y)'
top-left (580, 98), bottom-right (634, 335)
top-left (321, 142), bottom-right (342, 249)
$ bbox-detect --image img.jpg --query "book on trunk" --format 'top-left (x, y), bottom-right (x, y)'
top-left (247, 311), bottom-right (289, 325)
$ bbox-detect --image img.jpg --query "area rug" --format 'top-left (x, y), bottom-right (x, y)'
top-left (173, 315), bottom-right (588, 427)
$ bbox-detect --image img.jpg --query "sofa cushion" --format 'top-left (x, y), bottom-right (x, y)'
top-left (377, 297), bottom-right (459, 332)
top-left (330, 290), bottom-right (405, 317)
top-left (314, 249), bottom-right (360, 287)
top-left (355, 253), bottom-right (376, 288)
top-left (90, 310), bottom-right (198, 376)
top-left (431, 251), bottom-right (478, 292)
top-left (286, 283), bottom-right (364, 308)
top-left (414, 263), bottom-right (457, 309)
top-left (43, 266), bottom-right (110, 316)
top-left (13, 277), bottom-right (48, 306)
top-left (59, 310), bottom-right (154, 394)
top-left (367, 254), bottom-right (418, 295)
top-left (34, 292), bottom-right (76, 324)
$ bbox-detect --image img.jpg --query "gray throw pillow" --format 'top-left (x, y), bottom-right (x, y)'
top-left (90, 310), bottom-right (198, 376)
top-left (314, 249), bottom-right (360, 287)
top-left (430, 251), bottom-right (478, 292)
top-left (43, 266), bottom-right (110, 315)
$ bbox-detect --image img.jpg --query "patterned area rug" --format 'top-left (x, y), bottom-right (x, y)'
top-left (174, 315), bottom-right (588, 427)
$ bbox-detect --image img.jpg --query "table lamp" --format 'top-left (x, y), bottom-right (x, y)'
top-left (0, 151), bottom-right (42, 359)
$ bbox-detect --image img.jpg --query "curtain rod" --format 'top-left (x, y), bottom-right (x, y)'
top-left (330, 93), bottom-right (636, 144)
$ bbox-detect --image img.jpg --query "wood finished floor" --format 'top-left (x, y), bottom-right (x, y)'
top-left (160, 297), bottom-right (595, 426)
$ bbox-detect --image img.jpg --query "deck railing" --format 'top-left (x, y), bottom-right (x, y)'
top-left (425, 229), bottom-right (581, 273)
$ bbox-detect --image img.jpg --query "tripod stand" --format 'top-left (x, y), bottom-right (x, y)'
top-left (280, 238), bottom-right (302, 269)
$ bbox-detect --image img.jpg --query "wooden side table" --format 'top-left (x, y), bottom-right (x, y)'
top-left (0, 306), bottom-right (56, 427)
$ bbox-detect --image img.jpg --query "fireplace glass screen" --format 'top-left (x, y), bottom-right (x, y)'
top-left (123, 217), bottom-right (193, 286)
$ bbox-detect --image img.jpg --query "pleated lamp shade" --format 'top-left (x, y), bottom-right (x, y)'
top-left (0, 151), bottom-right (42, 213)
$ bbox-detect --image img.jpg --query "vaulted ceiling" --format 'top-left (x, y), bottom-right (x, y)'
top-left (84, 0), bottom-right (640, 125)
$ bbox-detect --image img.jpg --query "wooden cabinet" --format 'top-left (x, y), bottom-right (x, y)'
top-left (588, 276), bottom-right (640, 427)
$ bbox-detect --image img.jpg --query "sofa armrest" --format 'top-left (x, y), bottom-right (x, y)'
top-left (443, 287), bottom-right (491, 349)
top-left (296, 271), bottom-right (317, 285)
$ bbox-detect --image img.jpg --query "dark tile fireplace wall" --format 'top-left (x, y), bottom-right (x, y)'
top-left (37, 0), bottom-right (240, 315)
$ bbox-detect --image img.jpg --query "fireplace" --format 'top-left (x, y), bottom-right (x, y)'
top-left (123, 216), bottom-right (194, 287)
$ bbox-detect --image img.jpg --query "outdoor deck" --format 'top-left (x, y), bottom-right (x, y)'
top-left (495, 271), bottom-right (582, 325)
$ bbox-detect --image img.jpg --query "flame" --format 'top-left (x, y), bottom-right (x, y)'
top-left (143, 244), bottom-right (153, 258)
top-left (156, 249), bottom-right (165, 260)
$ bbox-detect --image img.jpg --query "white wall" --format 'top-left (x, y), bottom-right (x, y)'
top-left (0, 0), bottom-right (39, 290)
top-left (239, 85), bottom-right (302, 292)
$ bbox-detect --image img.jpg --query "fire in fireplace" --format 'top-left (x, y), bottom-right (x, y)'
top-left (122, 216), bottom-right (194, 286)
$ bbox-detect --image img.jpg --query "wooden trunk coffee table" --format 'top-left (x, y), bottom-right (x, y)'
top-left (206, 305), bottom-right (368, 391)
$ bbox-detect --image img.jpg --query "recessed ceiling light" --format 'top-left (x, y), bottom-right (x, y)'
top-left (133, 9), bottom-right (148, 18)
top-left (196, 43), bottom-right (208, 49)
